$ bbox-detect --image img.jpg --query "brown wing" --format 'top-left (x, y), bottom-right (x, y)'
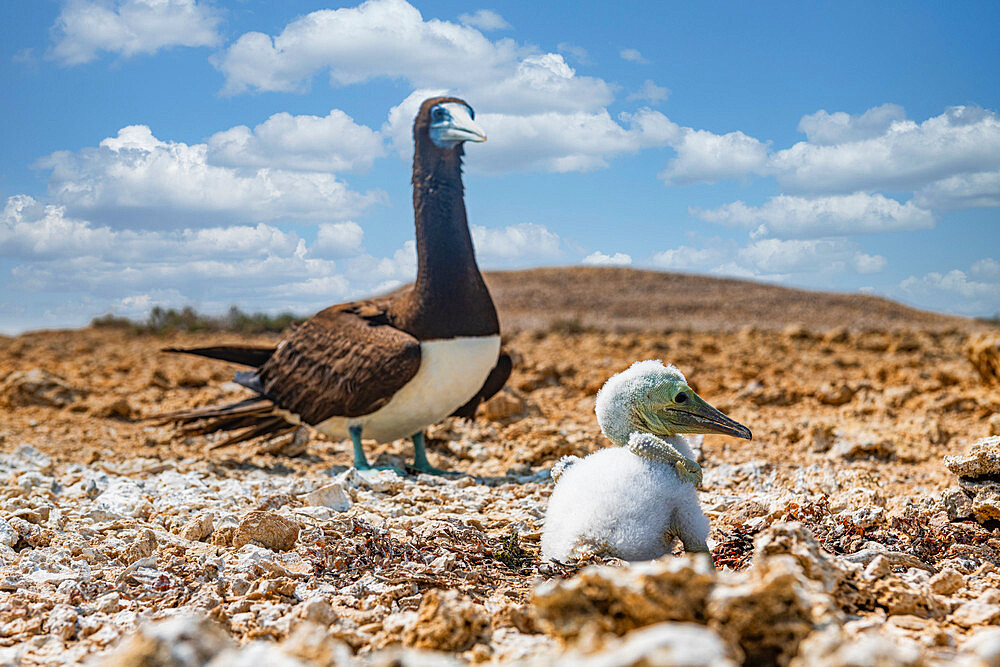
top-left (256, 301), bottom-right (421, 424)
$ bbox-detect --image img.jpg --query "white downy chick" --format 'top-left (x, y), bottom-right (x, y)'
top-left (541, 360), bottom-right (751, 562)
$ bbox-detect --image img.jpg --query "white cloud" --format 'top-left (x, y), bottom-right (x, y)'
top-left (471, 223), bottom-right (562, 262)
top-left (312, 222), bottom-right (365, 258)
top-left (582, 251), bottom-right (632, 266)
top-left (619, 48), bottom-right (649, 64)
top-left (214, 0), bottom-right (611, 114)
top-left (627, 80), bottom-right (670, 105)
top-left (914, 169), bottom-right (1000, 210)
top-left (458, 9), bottom-right (510, 30)
top-left (770, 106), bottom-right (1000, 194)
top-left (557, 43), bottom-right (590, 65)
top-left (35, 125), bottom-right (379, 228)
top-left (899, 265), bottom-right (1000, 316)
top-left (50, 0), bottom-right (220, 65)
top-left (659, 128), bottom-right (770, 185)
top-left (737, 238), bottom-right (886, 275)
top-left (797, 103), bottom-right (906, 145)
top-left (650, 245), bottom-right (728, 272)
top-left (971, 258), bottom-right (1000, 280)
top-left (207, 109), bottom-right (384, 173)
top-left (384, 92), bottom-right (679, 173)
top-left (693, 193), bottom-right (935, 239)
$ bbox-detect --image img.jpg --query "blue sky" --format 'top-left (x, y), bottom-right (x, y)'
top-left (2, 0), bottom-right (999, 333)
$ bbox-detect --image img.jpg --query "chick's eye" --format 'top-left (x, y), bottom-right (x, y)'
top-left (675, 392), bottom-right (688, 404)
top-left (467, 107), bottom-right (475, 119)
top-left (433, 108), bottom-right (445, 120)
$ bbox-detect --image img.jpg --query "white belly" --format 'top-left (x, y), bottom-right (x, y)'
top-left (314, 335), bottom-right (500, 443)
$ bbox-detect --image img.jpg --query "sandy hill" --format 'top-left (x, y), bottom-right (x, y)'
top-left (479, 266), bottom-right (981, 333)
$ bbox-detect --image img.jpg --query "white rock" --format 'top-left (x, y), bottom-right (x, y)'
top-left (0, 519), bottom-right (17, 548)
top-left (91, 478), bottom-right (150, 519)
top-left (304, 483), bottom-right (351, 511)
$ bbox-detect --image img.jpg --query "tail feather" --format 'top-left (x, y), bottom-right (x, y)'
top-left (163, 345), bottom-right (275, 367)
top-left (151, 397), bottom-right (297, 450)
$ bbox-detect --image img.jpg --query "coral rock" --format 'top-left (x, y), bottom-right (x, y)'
top-left (946, 436), bottom-right (1000, 478)
top-left (304, 483), bottom-right (351, 511)
top-left (98, 614), bottom-right (234, 666)
top-left (942, 487), bottom-right (974, 521)
top-left (232, 511), bottom-right (299, 551)
top-left (966, 334), bottom-right (1000, 385)
top-left (402, 589), bottom-right (490, 652)
top-left (532, 555), bottom-right (715, 639)
top-left (123, 529), bottom-right (158, 564)
top-left (928, 568), bottom-right (964, 596)
top-left (180, 514), bottom-right (215, 542)
top-left (950, 601), bottom-right (1000, 628)
top-left (568, 622), bottom-right (739, 667)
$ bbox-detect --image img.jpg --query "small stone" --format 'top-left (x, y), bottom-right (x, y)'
top-left (96, 592), bottom-right (121, 614)
top-left (816, 383), bottom-right (856, 406)
top-left (46, 604), bottom-right (78, 640)
top-left (304, 483), bottom-right (351, 511)
top-left (929, 568), bottom-right (964, 596)
top-left (943, 487), bottom-right (974, 520)
top-left (98, 614), bottom-right (234, 666)
top-left (89, 396), bottom-right (136, 419)
top-left (232, 511), bottom-right (299, 551)
top-left (295, 597), bottom-right (337, 626)
top-left (950, 601), bottom-right (1000, 628)
top-left (864, 555), bottom-right (890, 580)
top-left (180, 514), bottom-right (214, 542)
top-left (123, 529), bottom-right (158, 564)
top-left (0, 519), bottom-right (17, 548)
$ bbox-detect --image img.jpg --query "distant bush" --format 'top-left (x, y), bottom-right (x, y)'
top-left (91, 305), bottom-right (305, 335)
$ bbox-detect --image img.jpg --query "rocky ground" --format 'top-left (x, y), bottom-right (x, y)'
top-left (2, 269), bottom-right (1000, 665)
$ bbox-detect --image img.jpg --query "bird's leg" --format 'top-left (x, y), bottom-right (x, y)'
top-left (409, 431), bottom-right (449, 475)
top-left (349, 426), bottom-right (372, 470)
top-left (628, 433), bottom-right (702, 487)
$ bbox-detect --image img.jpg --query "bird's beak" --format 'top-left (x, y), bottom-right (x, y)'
top-left (664, 394), bottom-right (752, 440)
top-left (432, 105), bottom-right (487, 145)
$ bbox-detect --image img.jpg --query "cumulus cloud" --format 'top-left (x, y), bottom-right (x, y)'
top-left (619, 48), bottom-right (649, 64)
top-left (797, 103), bottom-right (906, 145)
top-left (458, 9), bottom-right (510, 30)
top-left (650, 245), bottom-right (729, 272)
top-left (207, 109), bottom-right (384, 173)
top-left (914, 169), bottom-right (1000, 210)
top-left (693, 193), bottom-right (935, 239)
top-left (770, 106), bottom-right (1000, 194)
top-left (50, 0), bottom-right (220, 65)
top-left (899, 261), bottom-right (1000, 316)
top-left (35, 125), bottom-right (379, 228)
top-left (627, 80), bottom-right (670, 105)
top-left (659, 128), bottom-right (770, 185)
top-left (737, 238), bottom-right (886, 275)
top-left (384, 91), bottom-right (679, 173)
top-left (470, 223), bottom-right (562, 262)
top-left (582, 251), bottom-right (632, 266)
top-left (214, 0), bottom-right (610, 113)
top-left (312, 222), bottom-right (365, 258)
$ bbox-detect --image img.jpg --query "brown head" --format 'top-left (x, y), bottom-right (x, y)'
top-left (413, 96), bottom-right (486, 158)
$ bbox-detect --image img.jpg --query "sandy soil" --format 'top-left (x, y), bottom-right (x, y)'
top-left (1, 267), bottom-right (999, 665)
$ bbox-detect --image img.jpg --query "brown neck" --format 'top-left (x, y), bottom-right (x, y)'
top-left (397, 138), bottom-right (498, 340)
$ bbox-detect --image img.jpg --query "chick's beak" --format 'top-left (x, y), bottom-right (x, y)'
top-left (666, 393), bottom-right (752, 440)
top-left (436, 105), bottom-right (486, 143)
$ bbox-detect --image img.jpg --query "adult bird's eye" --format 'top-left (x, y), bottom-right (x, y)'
top-left (675, 392), bottom-right (688, 404)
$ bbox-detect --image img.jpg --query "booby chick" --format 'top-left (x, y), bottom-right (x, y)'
top-left (157, 97), bottom-right (511, 474)
top-left (541, 360), bottom-right (752, 562)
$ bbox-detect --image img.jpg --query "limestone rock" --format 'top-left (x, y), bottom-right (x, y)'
top-left (950, 601), bottom-right (1000, 628)
top-left (959, 479), bottom-right (1000, 523)
top-left (99, 614), bottom-right (234, 666)
top-left (943, 487), bottom-right (974, 521)
top-left (929, 568), bottom-right (964, 596)
top-left (753, 522), bottom-right (857, 595)
top-left (402, 589), bottom-right (490, 652)
top-left (233, 511), bottom-right (299, 551)
top-left (708, 555), bottom-right (836, 667)
top-left (123, 529), bottom-right (158, 564)
top-left (947, 436), bottom-right (1000, 477)
top-left (304, 483), bottom-right (351, 511)
top-left (180, 513), bottom-right (215, 542)
top-left (532, 555), bottom-right (715, 639)
top-left (829, 435), bottom-right (895, 461)
top-left (564, 622), bottom-right (739, 667)
top-left (791, 627), bottom-right (923, 667)
top-left (873, 576), bottom-right (939, 618)
top-left (967, 334), bottom-right (1000, 385)
top-left (0, 368), bottom-right (86, 407)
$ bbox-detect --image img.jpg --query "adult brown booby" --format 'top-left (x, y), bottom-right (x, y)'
top-left (161, 97), bottom-right (510, 474)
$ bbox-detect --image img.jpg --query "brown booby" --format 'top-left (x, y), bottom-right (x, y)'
top-left (161, 97), bottom-right (510, 474)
